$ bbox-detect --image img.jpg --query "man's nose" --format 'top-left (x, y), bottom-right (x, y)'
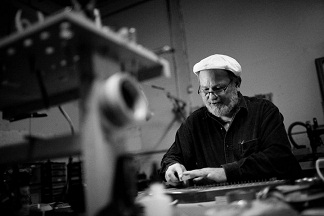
top-left (208, 92), bottom-right (218, 98)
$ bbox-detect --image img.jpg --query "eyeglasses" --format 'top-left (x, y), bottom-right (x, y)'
top-left (198, 81), bottom-right (232, 96)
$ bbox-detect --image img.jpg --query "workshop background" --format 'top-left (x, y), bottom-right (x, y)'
top-left (0, 0), bottom-right (324, 175)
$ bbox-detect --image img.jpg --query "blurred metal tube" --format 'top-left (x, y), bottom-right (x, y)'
top-left (99, 72), bottom-right (149, 129)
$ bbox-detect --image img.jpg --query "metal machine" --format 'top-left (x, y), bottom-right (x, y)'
top-left (288, 57), bottom-right (324, 162)
top-left (288, 118), bottom-right (324, 158)
top-left (0, 6), bottom-right (170, 216)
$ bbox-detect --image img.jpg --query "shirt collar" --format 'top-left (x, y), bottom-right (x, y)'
top-left (237, 92), bottom-right (248, 113)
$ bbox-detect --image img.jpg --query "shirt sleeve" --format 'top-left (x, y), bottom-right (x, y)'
top-left (160, 122), bottom-right (195, 181)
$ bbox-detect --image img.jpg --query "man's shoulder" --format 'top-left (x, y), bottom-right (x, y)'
top-left (242, 95), bottom-right (277, 107)
top-left (242, 95), bottom-right (279, 114)
top-left (185, 106), bottom-right (207, 123)
top-left (189, 106), bottom-right (207, 116)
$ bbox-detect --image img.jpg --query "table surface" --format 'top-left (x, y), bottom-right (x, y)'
top-left (174, 196), bottom-right (228, 216)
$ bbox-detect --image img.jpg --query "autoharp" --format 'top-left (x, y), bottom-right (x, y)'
top-left (164, 179), bottom-right (287, 203)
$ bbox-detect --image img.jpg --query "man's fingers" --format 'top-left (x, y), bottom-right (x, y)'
top-left (193, 176), bottom-right (204, 181)
top-left (165, 163), bottom-right (189, 185)
top-left (181, 174), bottom-right (192, 181)
top-left (175, 166), bottom-right (184, 180)
top-left (184, 169), bottom-right (209, 182)
top-left (165, 180), bottom-right (179, 187)
top-left (167, 171), bottom-right (180, 182)
top-left (183, 169), bottom-right (205, 178)
top-left (181, 168), bottom-right (227, 183)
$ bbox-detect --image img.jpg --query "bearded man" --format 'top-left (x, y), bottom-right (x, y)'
top-left (160, 54), bottom-right (302, 186)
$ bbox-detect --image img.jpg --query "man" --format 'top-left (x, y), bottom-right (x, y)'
top-left (160, 54), bottom-right (302, 186)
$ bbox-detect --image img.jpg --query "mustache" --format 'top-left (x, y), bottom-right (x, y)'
top-left (206, 89), bottom-right (239, 117)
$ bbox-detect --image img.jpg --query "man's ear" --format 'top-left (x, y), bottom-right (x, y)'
top-left (235, 78), bottom-right (241, 88)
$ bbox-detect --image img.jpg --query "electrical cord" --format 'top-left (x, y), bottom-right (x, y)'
top-left (316, 158), bottom-right (324, 182)
top-left (58, 106), bottom-right (75, 135)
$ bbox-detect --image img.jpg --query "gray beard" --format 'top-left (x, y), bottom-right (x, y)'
top-left (206, 91), bottom-right (239, 118)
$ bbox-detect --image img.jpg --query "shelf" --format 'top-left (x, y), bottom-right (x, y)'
top-left (0, 134), bottom-right (81, 164)
top-left (0, 9), bottom-right (170, 119)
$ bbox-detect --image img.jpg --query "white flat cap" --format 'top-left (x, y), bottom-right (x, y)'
top-left (193, 54), bottom-right (242, 77)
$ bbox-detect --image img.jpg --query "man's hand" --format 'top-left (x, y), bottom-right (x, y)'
top-left (165, 163), bottom-right (187, 186)
top-left (182, 168), bottom-right (227, 183)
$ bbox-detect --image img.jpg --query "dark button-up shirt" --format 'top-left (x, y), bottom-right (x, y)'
top-left (160, 93), bottom-right (302, 182)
